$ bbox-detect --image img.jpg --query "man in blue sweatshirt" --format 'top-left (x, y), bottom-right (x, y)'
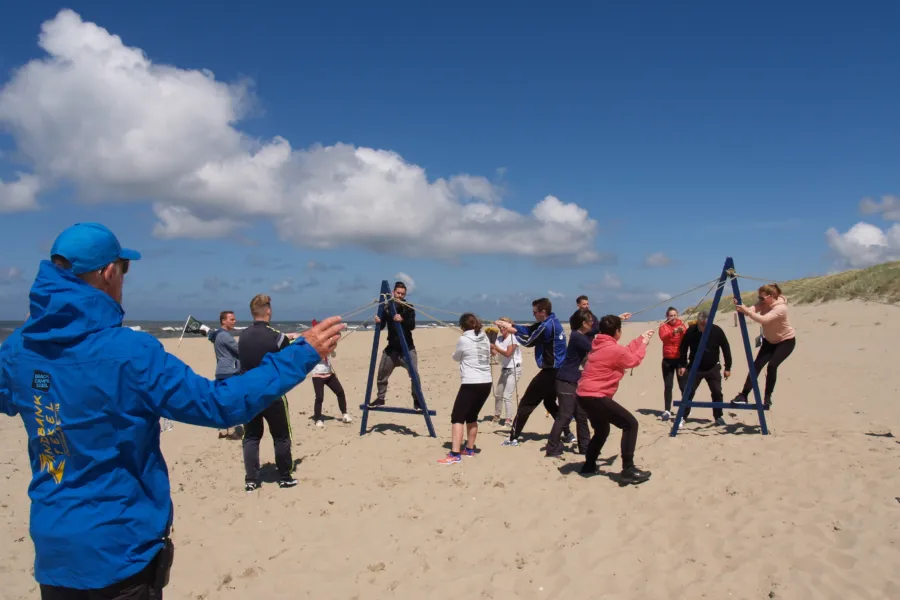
top-left (495, 298), bottom-right (567, 445)
top-left (0, 223), bottom-right (344, 600)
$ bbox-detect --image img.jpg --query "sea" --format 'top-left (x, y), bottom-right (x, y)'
top-left (0, 320), bottom-right (451, 344)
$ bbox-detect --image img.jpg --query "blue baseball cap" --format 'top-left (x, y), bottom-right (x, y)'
top-left (49, 223), bottom-right (142, 275)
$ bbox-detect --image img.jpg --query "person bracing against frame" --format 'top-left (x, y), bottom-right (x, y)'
top-left (575, 315), bottom-right (653, 485)
top-left (732, 283), bottom-right (796, 406)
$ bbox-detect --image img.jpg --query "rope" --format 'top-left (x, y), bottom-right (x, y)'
top-left (626, 277), bottom-right (720, 320)
top-left (338, 298), bottom-right (384, 321)
top-left (392, 298), bottom-right (463, 332)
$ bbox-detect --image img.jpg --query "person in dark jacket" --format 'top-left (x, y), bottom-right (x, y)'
top-left (546, 309), bottom-right (594, 457)
top-left (238, 294), bottom-right (306, 491)
top-left (677, 310), bottom-right (732, 425)
top-left (0, 222), bottom-right (344, 600)
top-left (209, 310), bottom-right (241, 438)
top-left (371, 281), bottom-right (421, 409)
top-left (570, 295), bottom-right (601, 338)
top-left (495, 298), bottom-right (567, 445)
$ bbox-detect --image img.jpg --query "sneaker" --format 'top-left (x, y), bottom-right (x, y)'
top-left (245, 481), bottom-right (260, 492)
top-left (678, 420), bottom-right (684, 429)
top-left (620, 466), bottom-right (652, 484)
top-left (562, 432), bottom-right (576, 444)
top-left (580, 462), bottom-right (599, 474)
top-left (764, 395), bottom-right (772, 407)
top-left (341, 413), bottom-right (352, 423)
top-left (661, 410), bottom-right (671, 421)
top-left (463, 446), bottom-right (477, 457)
top-left (503, 419), bottom-right (513, 427)
top-left (437, 453), bottom-right (462, 465)
top-left (714, 417), bottom-right (726, 426)
top-left (315, 420), bottom-right (325, 428)
top-left (545, 451), bottom-right (564, 460)
top-left (370, 400), bottom-right (385, 408)
top-left (278, 478), bottom-right (298, 489)
top-left (731, 393), bottom-right (748, 405)
top-left (501, 439), bottom-right (519, 447)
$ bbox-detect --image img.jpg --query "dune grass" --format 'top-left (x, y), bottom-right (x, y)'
top-left (693, 261), bottom-right (900, 314)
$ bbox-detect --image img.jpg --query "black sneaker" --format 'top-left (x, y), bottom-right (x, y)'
top-left (620, 466), bottom-right (652, 484)
top-left (245, 481), bottom-right (260, 492)
top-left (764, 395), bottom-right (772, 407)
top-left (731, 393), bottom-right (748, 405)
top-left (580, 462), bottom-right (599, 475)
top-left (278, 478), bottom-right (298, 489)
top-left (562, 432), bottom-right (576, 444)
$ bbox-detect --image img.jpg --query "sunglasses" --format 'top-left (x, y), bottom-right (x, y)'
top-left (117, 259), bottom-right (130, 275)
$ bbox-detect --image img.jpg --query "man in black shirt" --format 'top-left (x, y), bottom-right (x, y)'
top-left (372, 282), bottom-right (421, 409)
top-left (238, 294), bottom-right (303, 491)
top-left (678, 310), bottom-right (732, 425)
top-left (571, 295), bottom-right (601, 338)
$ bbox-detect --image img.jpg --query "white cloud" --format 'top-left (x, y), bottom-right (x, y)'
top-left (394, 272), bottom-right (416, 293)
top-left (0, 174), bottom-right (41, 213)
top-left (547, 290), bottom-right (565, 299)
top-left (583, 271), bottom-right (622, 291)
top-left (825, 221), bottom-right (900, 268)
top-left (0, 266), bottom-right (25, 284)
top-left (644, 252), bottom-right (673, 267)
top-left (0, 10), bottom-right (601, 263)
top-left (272, 279), bottom-right (294, 293)
top-left (860, 195), bottom-right (900, 221)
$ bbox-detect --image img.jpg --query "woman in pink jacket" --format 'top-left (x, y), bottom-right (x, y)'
top-left (732, 283), bottom-right (796, 406)
top-left (575, 314), bottom-right (654, 485)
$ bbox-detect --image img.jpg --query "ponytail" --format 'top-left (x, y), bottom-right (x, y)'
top-left (459, 313), bottom-right (482, 334)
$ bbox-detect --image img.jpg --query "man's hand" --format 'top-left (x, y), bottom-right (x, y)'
top-left (723, 370), bottom-right (731, 380)
top-left (300, 316), bottom-right (346, 358)
top-left (374, 315), bottom-right (381, 324)
top-left (393, 314), bottom-right (403, 323)
top-left (677, 368), bottom-right (686, 377)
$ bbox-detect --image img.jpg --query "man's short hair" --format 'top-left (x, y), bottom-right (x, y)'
top-left (219, 311), bottom-right (234, 324)
top-left (394, 281), bottom-right (407, 291)
top-left (532, 298), bottom-right (552, 315)
top-left (249, 294), bottom-right (271, 318)
top-left (576, 295), bottom-right (589, 304)
top-left (598, 314), bottom-right (622, 337)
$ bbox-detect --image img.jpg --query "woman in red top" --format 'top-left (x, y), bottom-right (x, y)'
top-left (575, 315), bottom-right (654, 485)
top-left (657, 306), bottom-right (688, 421)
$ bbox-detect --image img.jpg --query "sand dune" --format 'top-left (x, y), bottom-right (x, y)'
top-left (2, 300), bottom-right (899, 599)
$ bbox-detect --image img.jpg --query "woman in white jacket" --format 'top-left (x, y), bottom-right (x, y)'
top-left (438, 313), bottom-right (493, 465)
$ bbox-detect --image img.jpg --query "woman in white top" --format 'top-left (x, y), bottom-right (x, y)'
top-left (490, 316), bottom-right (521, 426)
top-left (437, 313), bottom-right (493, 465)
top-left (310, 319), bottom-right (351, 427)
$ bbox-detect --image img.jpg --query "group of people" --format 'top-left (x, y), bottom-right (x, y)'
top-left (0, 221), bottom-right (798, 599)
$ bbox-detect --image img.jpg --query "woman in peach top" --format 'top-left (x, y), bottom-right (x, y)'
top-left (732, 283), bottom-right (796, 406)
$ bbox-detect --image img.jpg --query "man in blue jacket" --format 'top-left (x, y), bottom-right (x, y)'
top-left (495, 298), bottom-right (567, 446)
top-left (0, 223), bottom-right (344, 600)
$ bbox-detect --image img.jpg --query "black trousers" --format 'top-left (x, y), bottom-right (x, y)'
top-left (683, 365), bottom-right (724, 419)
top-left (508, 368), bottom-right (559, 441)
top-left (450, 382), bottom-right (493, 424)
top-left (741, 337), bottom-right (796, 398)
top-left (40, 556), bottom-right (160, 600)
top-left (312, 374), bottom-right (347, 420)
top-left (576, 395), bottom-right (638, 470)
top-left (661, 358), bottom-right (686, 412)
top-left (546, 380), bottom-right (591, 455)
top-left (242, 397), bottom-right (293, 484)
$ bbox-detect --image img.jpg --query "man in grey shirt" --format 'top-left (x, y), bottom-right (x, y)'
top-left (208, 310), bottom-right (241, 436)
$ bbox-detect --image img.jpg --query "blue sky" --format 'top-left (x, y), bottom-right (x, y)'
top-left (1, 1), bottom-right (899, 322)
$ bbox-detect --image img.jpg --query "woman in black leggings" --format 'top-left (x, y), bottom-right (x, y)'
top-left (733, 283), bottom-right (796, 405)
top-left (310, 320), bottom-right (350, 427)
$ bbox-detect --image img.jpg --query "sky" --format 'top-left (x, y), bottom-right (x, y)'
top-left (1, 1), bottom-right (899, 322)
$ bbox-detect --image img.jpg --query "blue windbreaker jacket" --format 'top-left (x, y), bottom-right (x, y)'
top-left (0, 261), bottom-right (323, 589)
top-left (512, 313), bottom-right (567, 369)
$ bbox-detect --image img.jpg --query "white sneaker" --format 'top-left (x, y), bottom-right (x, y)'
top-left (661, 411), bottom-right (671, 421)
top-left (315, 420), bottom-right (325, 428)
top-left (341, 413), bottom-right (352, 423)
top-left (678, 420), bottom-right (684, 429)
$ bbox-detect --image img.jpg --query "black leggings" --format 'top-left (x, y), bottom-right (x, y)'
top-left (741, 337), bottom-right (796, 398)
top-left (450, 383), bottom-right (493, 424)
top-left (661, 358), bottom-right (686, 412)
top-left (313, 374), bottom-right (347, 420)
top-left (576, 395), bottom-right (638, 470)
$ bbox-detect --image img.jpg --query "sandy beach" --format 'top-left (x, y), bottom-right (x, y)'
top-left (2, 300), bottom-right (899, 600)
